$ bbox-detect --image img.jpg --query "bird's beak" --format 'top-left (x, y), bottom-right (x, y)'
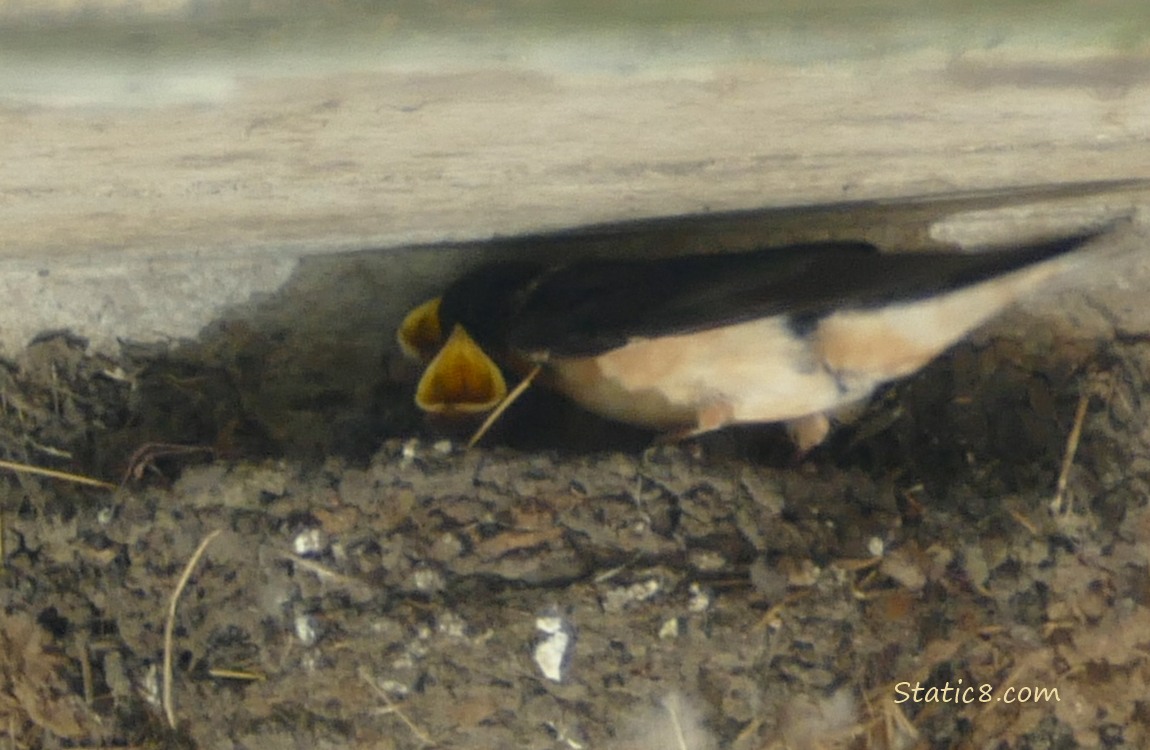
top-left (397, 297), bottom-right (444, 363)
top-left (415, 324), bottom-right (508, 414)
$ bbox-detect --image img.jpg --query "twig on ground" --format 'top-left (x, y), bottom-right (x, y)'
top-left (360, 668), bottom-right (435, 746)
top-left (1051, 386), bottom-right (1092, 515)
top-left (0, 459), bottom-right (116, 490)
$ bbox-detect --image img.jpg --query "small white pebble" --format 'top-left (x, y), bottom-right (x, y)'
top-left (437, 611), bottom-right (467, 639)
top-left (602, 579), bottom-right (661, 613)
top-left (390, 653), bottom-right (415, 670)
top-left (867, 536), bottom-right (885, 558)
top-left (433, 439), bottom-right (453, 454)
top-left (545, 721), bottom-right (587, 750)
top-left (401, 439), bottom-right (419, 460)
top-left (378, 679), bottom-right (409, 697)
top-left (687, 582), bottom-right (711, 613)
top-left (100, 366), bottom-right (131, 382)
top-left (786, 561), bottom-right (821, 588)
top-left (658, 617), bottom-right (680, 640)
top-left (689, 550), bottom-right (727, 572)
top-left (293, 528), bottom-right (327, 557)
top-left (294, 614), bottom-right (318, 646)
top-left (138, 663), bottom-right (161, 708)
top-left (412, 567), bottom-right (446, 593)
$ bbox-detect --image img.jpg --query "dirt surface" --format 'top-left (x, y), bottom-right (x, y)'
top-left (1, 310), bottom-right (1150, 749)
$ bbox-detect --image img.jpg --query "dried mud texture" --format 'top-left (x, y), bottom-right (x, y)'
top-left (1, 326), bottom-right (1150, 749)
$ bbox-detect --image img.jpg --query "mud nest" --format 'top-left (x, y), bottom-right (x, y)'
top-left (1, 324), bottom-right (1149, 749)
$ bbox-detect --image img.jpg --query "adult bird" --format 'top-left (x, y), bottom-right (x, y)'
top-left (398, 224), bottom-right (1117, 449)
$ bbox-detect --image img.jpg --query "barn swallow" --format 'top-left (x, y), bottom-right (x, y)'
top-left (398, 225), bottom-right (1115, 449)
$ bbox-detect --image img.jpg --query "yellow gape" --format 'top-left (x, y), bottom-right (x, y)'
top-left (414, 324), bottom-right (507, 415)
top-left (396, 297), bottom-right (445, 363)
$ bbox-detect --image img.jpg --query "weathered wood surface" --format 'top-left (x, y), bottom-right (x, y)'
top-left (1, 5), bottom-right (1148, 353)
top-left (5, 56), bottom-right (1150, 259)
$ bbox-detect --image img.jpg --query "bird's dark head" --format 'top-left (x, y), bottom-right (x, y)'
top-left (397, 261), bottom-right (542, 417)
top-left (437, 260), bottom-right (544, 353)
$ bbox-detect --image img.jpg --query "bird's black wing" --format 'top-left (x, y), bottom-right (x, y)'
top-left (506, 229), bottom-right (1108, 357)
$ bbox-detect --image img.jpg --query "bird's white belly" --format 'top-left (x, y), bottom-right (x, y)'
top-left (551, 317), bottom-right (849, 431)
top-left (547, 268), bottom-right (1038, 433)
